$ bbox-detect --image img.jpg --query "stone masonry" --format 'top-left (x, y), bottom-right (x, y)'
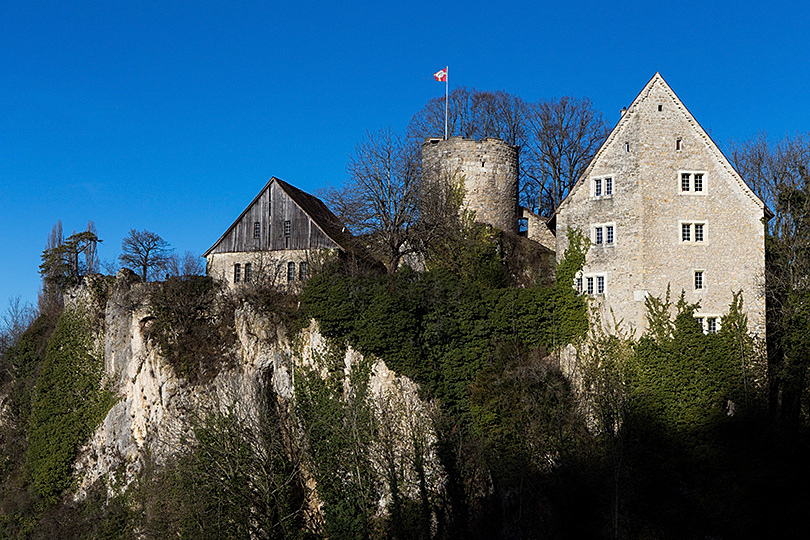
top-left (422, 137), bottom-right (519, 234)
top-left (555, 73), bottom-right (767, 338)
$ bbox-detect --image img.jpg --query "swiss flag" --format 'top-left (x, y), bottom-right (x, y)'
top-left (434, 67), bottom-right (447, 82)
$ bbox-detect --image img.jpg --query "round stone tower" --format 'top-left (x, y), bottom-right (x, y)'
top-left (421, 137), bottom-right (519, 233)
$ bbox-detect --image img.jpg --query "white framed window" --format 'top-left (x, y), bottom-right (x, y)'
top-left (695, 314), bottom-right (721, 334)
top-left (592, 176), bottom-right (614, 198)
top-left (678, 171), bottom-right (707, 194)
top-left (694, 270), bottom-right (705, 291)
top-left (575, 275), bottom-right (583, 294)
top-left (593, 222), bottom-right (616, 246)
top-left (582, 272), bottom-right (606, 296)
top-left (679, 221), bottom-right (707, 244)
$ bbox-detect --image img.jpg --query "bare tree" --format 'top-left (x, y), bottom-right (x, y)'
top-left (166, 251), bottom-right (206, 278)
top-left (729, 132), bottom-right (810, 425)
top-left (523, 96), bottom-right (610, 216)
top-left (324, 128), bottom-right (421, 273)
top-left (0, 296), bottom-right (37, 355)
top-left (119, 229), bottom-right (172, 282)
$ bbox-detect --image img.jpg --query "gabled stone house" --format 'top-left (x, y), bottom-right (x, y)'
top-left (553, 73), bottom-right (769, 337)
top-left (204, 177), bottom-right (357, 287)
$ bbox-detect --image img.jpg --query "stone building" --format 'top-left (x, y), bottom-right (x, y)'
top-left (553, 73), bottom-right (769, 337)
top-left (205, 177), bottom-right (357, 287)
top-left (422, 136), bottom-right (520, 234)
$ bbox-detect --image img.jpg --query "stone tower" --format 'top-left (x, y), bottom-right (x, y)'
top-left (421, 137), bottom-right (519, 233)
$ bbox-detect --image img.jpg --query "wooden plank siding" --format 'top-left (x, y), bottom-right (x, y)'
top-left (206, 178), bottom-right (342, 256)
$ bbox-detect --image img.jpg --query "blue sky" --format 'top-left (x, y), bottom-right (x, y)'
top-left (2, 0), bottom-right (809, 309)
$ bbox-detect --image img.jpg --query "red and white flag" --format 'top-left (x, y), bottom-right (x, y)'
top-left (434, 67), bottom-right (447, 82)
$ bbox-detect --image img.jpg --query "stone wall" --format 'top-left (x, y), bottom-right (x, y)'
top-left (556, 74), bottom-right (767, 338)
top-left (422, 137), bottom-right (519, 233)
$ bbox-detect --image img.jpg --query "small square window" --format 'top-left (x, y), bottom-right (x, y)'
top-left (682, 223), bottom-right (691, 242)
top-left (597, 275), bottom-right (605, 294)
top-left (244, 263), bottom-right (252, 282)
top-left (287, 261), bottom-right (295, 282)
top-left (694, 270), bottom-right (704, 290)
top-left (605, 177), bottom-right (613, 195)
top-left (253, 222), bottom-right (260, 239)
top-left (595, 227), bottom-right (603, 245)
top-left (587, 277), bottom-right (594, 295)
top-left (606, 225), bottom-right (614, 244)
top-left (694, 173), bottom-right (703, 192)
top-left (234, 263), bottom-right (241, 283)
top-left (681, 173), bottom-right (691, 192)
top-left (694, 223), bottom-right (704, 242)
top-left (594, 178), bottom-right (602, 197)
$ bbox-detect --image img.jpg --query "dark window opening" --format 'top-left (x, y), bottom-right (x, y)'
top-left (676, 139), bottom-right (682, 150)
top-left (299, 261), bottom-right (308, 280)
top-left (234, 263), bottom-right (241, 283)
top-left (244, 263), bottom-right (252, 282)
top-left (658, 104), bottom-right (663, 111)
top-left (253, 222), bottom-right (260, 239)
top-left (287, 262), bottom-right (295, 282)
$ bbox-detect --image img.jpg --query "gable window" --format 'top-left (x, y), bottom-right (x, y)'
top-left (694, 270), bottom-right (704, 290)
top-left (244, 263), bottom-right (252, 282)
top-left (234, 263), bottom-right (241, 284)
top-left (253, 222), bottom-right (260, 239)
top-left (592, 176), bottom-right (614, 198)
top-left (679, 171), bottom-right (707, 194)
top-left (299, 261), bottom-right (308, 280)
top-left (680, 221), bottom-right (707, 244)
top-left (287, 261), bottom-right (295, 282)
top-left (284, 220), bottom-right (291, 248)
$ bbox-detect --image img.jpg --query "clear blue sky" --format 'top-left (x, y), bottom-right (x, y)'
top-left (2, 0), bottom-right (809, 309)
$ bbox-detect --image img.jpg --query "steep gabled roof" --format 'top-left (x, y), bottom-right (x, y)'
top-left (203, 177), bottom-right (356, 257)
top-left (558, 72), bottom-right (771, 217)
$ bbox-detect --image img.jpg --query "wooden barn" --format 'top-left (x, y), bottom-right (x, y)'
top-left (204, 177), bottom-right (357, 286)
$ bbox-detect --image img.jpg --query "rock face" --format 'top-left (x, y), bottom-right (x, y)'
top-left (70, 271), bottom-right (439, 511)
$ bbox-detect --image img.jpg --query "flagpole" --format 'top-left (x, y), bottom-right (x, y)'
top-left (444, 66), bottom-right (448, 139)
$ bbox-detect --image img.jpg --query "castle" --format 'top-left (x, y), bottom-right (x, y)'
top-left (207, 73), bottom-right (767, 336)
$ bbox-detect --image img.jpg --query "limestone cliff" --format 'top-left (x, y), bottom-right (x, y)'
top-left (67, 270), bottom-right (440, 514)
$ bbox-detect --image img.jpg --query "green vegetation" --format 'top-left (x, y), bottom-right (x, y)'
top-left (25, 307), bottom-right (115, 505)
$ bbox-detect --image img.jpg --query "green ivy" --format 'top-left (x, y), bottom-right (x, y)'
top-left (25, 307), bottom-right (115, 505)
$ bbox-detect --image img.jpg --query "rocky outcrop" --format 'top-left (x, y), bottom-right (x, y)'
top-left (69, 271), bottom-right (440, 511)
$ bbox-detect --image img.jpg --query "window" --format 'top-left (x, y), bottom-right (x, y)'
top-left (287, 261), bottom-right (295, 282)
top-left (695, 315), bottom-right (721, 334)
top-left (593, 222), bottom-right (616, 246)
top-left (234, 263), bottom-right (241, 283)
top-left (592, 176), bottom-right (614, 198)
top-left (679, 171), bottom-right (707, 194)
top-left (680, 221), bottom-right (707, 244)
top-left (299, 261), bottom-right (308, 280)
top-left (625, 142), bottom-right (630, 152)
top-left (676, 138), bottom-right (682, 150)
top-left (284, 220), bottom-right (291, 248)
top-left (253, 222), bottom-right (260, 239)
top-left (694, 270), bottom-right (704, 290)
top-left (658, 104), bottom-right (663, 112)
top-left (244, 263), bottom-right (252, 282)
top-left (575, 276), bottom-right (583, 294)
top-left (582, 273), bottom-right (606, 295)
